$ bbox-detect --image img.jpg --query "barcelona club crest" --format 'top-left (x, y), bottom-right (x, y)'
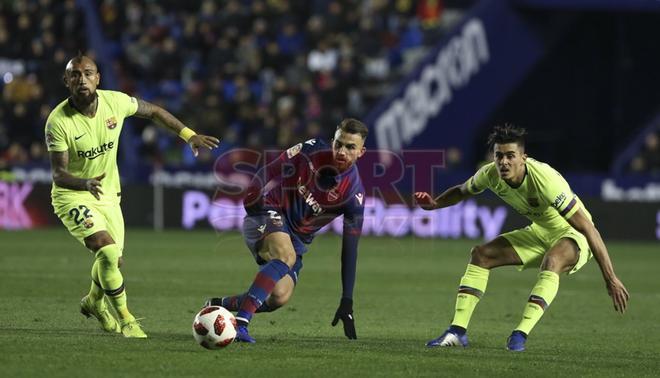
top-left (83, 217), bottom-right (94, 229)
top-left (527, 197), bottom-right (539, 207)
top-left (105, 116), bottom-right (117, 130)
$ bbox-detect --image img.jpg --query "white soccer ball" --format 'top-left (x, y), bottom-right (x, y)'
top-left (192, 306), bottom-right (237, 349)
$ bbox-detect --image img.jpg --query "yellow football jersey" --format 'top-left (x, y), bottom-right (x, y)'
top-left (45, 90), bottom-right (138, 204)
top-left (464, 158), bottom-right (591, 230)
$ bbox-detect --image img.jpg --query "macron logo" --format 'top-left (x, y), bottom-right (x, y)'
top-left (355, 193), bottom-right (364, 205)
top-left (77, 141), bottom-right (115, 160)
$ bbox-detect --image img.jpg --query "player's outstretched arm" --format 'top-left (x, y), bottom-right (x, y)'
top-left (133, 98), bottom-right (220, 157)
top-left (330, 210), bottom-right (362, 340)
top-left (331, 230), bottom-right (359, 340)
top-left (49, 151), bottom-right (105, 200)
top-left (567, 208), bottom-right (630, 313)
top-left (415, 183), bottom-right (472, 210)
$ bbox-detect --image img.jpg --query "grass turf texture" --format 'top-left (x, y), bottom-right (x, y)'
top-left (1, 229), bottom-right (659, 377)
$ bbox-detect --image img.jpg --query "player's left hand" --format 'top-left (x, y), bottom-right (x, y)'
top-left (606, 275), bottom-right (630, 314)
top-left (189, 134), bottom-right (220, 157)
top-left (332, 297), bottom-right (356, 339)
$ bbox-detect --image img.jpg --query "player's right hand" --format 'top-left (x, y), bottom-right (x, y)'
top-left (85, 173), bottom-right (105, 200)
top-left (414, 192), bottom-right (437, 210)
top-left (606, 275), bottom-right (630, 314)
top-left (332, 298), bottom-right (356, 340)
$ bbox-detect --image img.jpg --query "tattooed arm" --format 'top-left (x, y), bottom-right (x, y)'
top-left (49, 151), bottom-right (105, 200)
top-left (133, 98), bottom-right (220, 155)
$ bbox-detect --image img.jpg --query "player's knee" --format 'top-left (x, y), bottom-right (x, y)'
top-left (84, 232), bottom-right (115, 252)
top-left (94, 244), bottom-right (121, 268)
top-left (541, 254), bottom-right (573, 273)
top-left (272, 248), bottom-right (296, 268)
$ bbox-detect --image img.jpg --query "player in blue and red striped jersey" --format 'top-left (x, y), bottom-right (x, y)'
top-left (205, 118), bottom-right (368, 343)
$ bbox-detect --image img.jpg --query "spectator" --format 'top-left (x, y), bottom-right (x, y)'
top-left (630, 130), bottom-right (660, 176)
top-left (1, 0), bottom-right (461, 170)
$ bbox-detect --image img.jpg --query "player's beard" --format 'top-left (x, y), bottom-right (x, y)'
top-left (72, 90), bottom-right (98, 108)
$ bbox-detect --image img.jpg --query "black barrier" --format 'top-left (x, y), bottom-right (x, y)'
top-left (2, 182), bottom-right (658, 241)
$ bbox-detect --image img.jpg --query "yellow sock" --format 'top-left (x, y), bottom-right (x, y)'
top-left (451, 264), bottom-right (489, 329)
top-left (88, 260), bottom-right (104, 305)
top-left (515, 270), bottom-right (559, 335)
top-left (110, 292), bottom-right (134, 324)
top-left (95, 244), bottom-right (134, 323)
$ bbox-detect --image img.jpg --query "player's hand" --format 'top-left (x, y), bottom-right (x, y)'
top-left (85, 173), bottom-right (105, 200)
top-left (414, 192), bottom-right (437, 210)
top-left (188, 134), bottom-right (220, 157)
top-left (331, 297), bottom-right (356, 339)
top-left (606, 275), bottom-right (630, 314)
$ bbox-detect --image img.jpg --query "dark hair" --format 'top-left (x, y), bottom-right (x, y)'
top-left (487, 123), bottom-right (527, 150)
top-left (337, 118), bottom-right (368, 140)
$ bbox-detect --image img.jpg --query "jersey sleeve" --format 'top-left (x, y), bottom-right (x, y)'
top-left (540, 166), bottom-right (581, 220)
top-left (267, 138), bottom-right (323, 179)
top-left (464, 163), bottom-right (495, 195)
top-left (339, 193), bottom-right (364, 300)
top-left (110, 90), bottom-right (138, 117)
top-left (45, 120), bottom-right (68, 152)
top-left (285, 138), bottom-right (322, 161)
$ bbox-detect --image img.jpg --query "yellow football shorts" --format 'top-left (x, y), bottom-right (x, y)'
top-left (53, 198), bottom-right (125, 253)
top-left (501, 223), bottom-right (592, 274)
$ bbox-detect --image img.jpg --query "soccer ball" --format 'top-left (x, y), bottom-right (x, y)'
top-left (192, 306), bottom-right (237, 349)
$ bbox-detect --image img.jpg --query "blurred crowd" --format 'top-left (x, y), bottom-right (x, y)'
top-left (102, 0), bottom-right (468, 166)
top-left (1, 0), bottom-right (470, 169)
top-left (1, 0), bottom-right (657, 177)
top-left (629, 128), bottom-right (660, 177)
top-left (0, 0), bottom-right (85, 168)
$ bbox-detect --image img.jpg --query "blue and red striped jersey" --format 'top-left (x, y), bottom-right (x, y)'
top-left (244, 138), bottom-right (365, 300)
top-left (246, 138), bottom-right (365, 245)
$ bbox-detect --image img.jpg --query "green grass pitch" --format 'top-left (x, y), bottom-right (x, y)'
top-left (1, 229), bottom-right (659, 377)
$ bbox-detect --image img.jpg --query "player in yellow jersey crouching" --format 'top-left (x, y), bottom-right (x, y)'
top-left (45, 54), bottom-right (220, 338)
top-left (415, 124), bottom-right (629, 351)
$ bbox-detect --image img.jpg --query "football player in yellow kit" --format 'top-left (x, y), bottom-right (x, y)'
top-left (45, 54), bottom-right (219, 338)
top-left (415, 124), bottom-right (629, 351)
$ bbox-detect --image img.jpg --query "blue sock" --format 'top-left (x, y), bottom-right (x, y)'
top-left (236, 259), bottom-right (289, 326)
top-left (222, 294), bottom-right (275, 313)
